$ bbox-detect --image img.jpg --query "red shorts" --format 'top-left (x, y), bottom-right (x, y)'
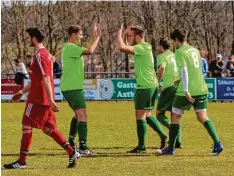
top-left (22, 102), bottom-right (57, 129)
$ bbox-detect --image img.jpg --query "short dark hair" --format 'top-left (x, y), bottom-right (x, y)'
top-left (171, 29), bottom-right (187, 43)
top-left (14, 59), bottom-right (20, 63)
top-left (68, 25), bottom-right (82, 37)
top-left (26, 55), bottom-right (31, 58)
top-left (26, 27), bottom-right (45, 42)
top-left (159, 37), bottom-right (173, 50)
top-left (131, 25), bottom-right (145, 38)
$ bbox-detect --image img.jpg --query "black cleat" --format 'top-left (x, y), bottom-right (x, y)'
top-left (67, 150), bottom-right (81, 168)
top-left (175, 142), bottom-right (182, 149)
top-left (3, 161), bottom-right (26, 169)
top-left (126, 147), bottom-right (146, 153)
top-left (160, 138), bottom-right (167, 149)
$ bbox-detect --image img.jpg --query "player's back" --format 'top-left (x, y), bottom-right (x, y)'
top-left (133, 42), bottom-right (158, 89)
top-left (175, 44), bottom-right (208, 96)
top-left (27, 47), bottom-right (54, 105)
top-left (157, 50), bottom-right (179, 90)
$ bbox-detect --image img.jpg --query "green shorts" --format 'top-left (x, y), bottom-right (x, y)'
top-left (172, 94), bottom-right (208, 111)
top-left (134, 88), bottom-right (157, 110)
top-left (157, 86), bottom-right (177, 111)
top-left (62, 89), bottom-right (86, 110)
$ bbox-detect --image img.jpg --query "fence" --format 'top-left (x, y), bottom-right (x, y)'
top-left (1, 73), bottom-right (234, 101)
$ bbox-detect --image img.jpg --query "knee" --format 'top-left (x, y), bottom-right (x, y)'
top-left (197, 116), bottom-right (208, 124)
top-left (146, 111), bottom-right (152, 118)
top-left (171, 113), bottom-right (181, 124)
top-left (75, 109), bottom-right (87, 121)
top-left (42, 127), bottom-right (54, 136)
top-left (196, 110), bottom-right (209, 124)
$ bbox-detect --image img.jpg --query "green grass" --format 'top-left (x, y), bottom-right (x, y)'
top-left (1, 102), bottom-right (234, 176)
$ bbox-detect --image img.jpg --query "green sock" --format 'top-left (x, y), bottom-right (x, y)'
top-left (168, 124), bottom-right (180, 150)
top-left (77, 121), bottom-right (88, 148)
top-left (146, 115), bottom-right (167, 140)
top-left (68, 117), bottom-right (78, 147)
top-left (203, 120), bottom-right (220, 144)
top-left (157, 113), bottom-right (170, 129)
top-left (136, 119), bottom-right (147, 149)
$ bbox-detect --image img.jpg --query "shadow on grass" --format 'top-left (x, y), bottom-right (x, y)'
top-left (41, 146), bottom-right (128, 150)
top-left (1, 152), bottom-right (155, 158)
top-left (1, 152), bottom-right (210, 158)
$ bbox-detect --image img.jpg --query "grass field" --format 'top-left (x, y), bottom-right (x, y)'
top-left (1, 102), bottom-right (234, 176)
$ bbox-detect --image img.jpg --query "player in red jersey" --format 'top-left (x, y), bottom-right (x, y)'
top-left (3, 27), bottom-right (80, 169)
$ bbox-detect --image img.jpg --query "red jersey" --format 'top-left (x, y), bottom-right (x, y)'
top-left (27, 47), bottom-right (54, 105)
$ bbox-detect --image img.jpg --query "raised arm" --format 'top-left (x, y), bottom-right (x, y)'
top-left (117, 25), bottom-right (134, 54)
top-left (82, 24), bottom-right (101, 55)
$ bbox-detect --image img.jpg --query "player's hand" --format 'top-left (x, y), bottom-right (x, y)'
top-left (96, 24), bottom-right (102, 37)
top-left (93, 23), bottom-right (98, 36)
top-left (123, 24), bottom-right (132, 35)
top-left (50, 100), bottom-right (60, 112)
top-left (174, 79), bottom-right (180, 86)
top-left (185, 91), bottom-right (195, 103)
top-left (12, 90), bottom-right (24, 102)
top-left (118, 24), bottom-right (123, 36)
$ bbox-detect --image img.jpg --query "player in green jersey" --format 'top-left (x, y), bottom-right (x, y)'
top-left (61, 24), bottom-right (101, 155)
top-left (156, 37), bottom-right (182, 148)
top-left (117, 25), bottom-right (167, 153)
top-left (157, 29), bottom-right (223, 156)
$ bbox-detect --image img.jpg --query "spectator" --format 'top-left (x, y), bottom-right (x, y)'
top-left (26, 55), bottom-right (33, 71)
top-left (53, 60), bottom-right (62, 78)
top-left (200, 50), bottom-right (209, 77)
top-left (226, 55), bottom-right (234, 77)
top-left (209, 53), bottom-right (224, 77)
top-left (14, 59), bottom-right (28, 85)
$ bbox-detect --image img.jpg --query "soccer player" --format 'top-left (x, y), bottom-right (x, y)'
top-left (60, 24), bottom-right (101, 155)
top-left (117, 25), bottom-right (167, 153)
top-left (3, 27), bottom-right (80, 169)
top-left (156, 37), bottom-right (182, 148)
top-left (157, 29), bottom-right (223, 155)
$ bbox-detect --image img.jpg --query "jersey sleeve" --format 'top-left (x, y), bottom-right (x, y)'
top-left (175, 50), bottom-right (187, 68)
top-left (36, 53), bottom-right (51, 76)
top-left (157, 55), bottom-right (166, 68)
top-left (133, 45), bottom-right (144, 56)
top-left (70, 44), bottom-right (85, 59)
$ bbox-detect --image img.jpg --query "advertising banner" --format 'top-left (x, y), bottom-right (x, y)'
top-left (1, 79), bottom-right (24, 100)
top-left (84, 79), bottom-right (98, 100)
top-left (205, 78), bottom-right (216, 100)
top-left (2, 78), bottom-right (233, 101)
top-left (97, 79), bottom-right (136, 100)
top-left (216, 78), bottom-right (234, 100)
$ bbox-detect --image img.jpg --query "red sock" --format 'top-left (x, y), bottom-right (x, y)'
top-left (49, 129), bottom-right (74, 156)
top-left (18, 127), bottom-right (33, 164)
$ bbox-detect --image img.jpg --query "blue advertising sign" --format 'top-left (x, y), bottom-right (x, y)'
top-left (216, 78), bottom-right (234, 100)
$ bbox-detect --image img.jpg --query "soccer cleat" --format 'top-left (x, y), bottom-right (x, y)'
top-left (67, 149), bottom-right (81, 168)
top-left (156, 147), bottom-right (174, 155)
top-left (126, 147), bottom-right (146, 153)
top-left (159, 138), bottom-right (167, 149)
top-left (211, 142), bottom-right (223, 156)
top-left (175, 142), bottom-right (182, 149)
top-left (77, 147), bottom-right (94, 156)
top-left (3, 161), bottom-right (26, 169)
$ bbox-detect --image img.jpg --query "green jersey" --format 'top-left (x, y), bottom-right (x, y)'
top-left (133, 42), bottom-right (158, 89)
top-left (60, 43), bottom-right (85, 91)
top-left (175, 44), bottom-right (208, 96)
top-left (157, 50), bottom-right (179, 91)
